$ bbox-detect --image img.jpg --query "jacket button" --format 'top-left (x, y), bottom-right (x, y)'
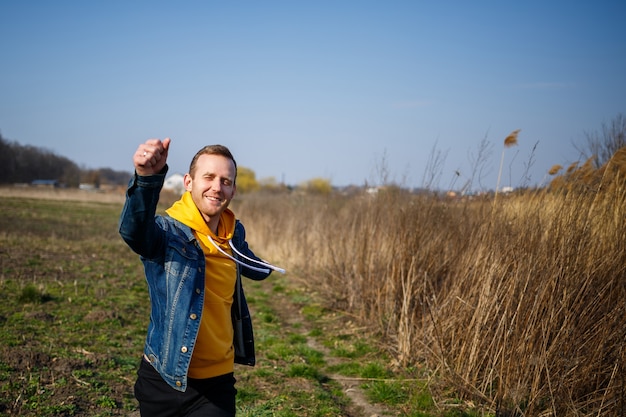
top-left (181, 346), bottom-right (188, 353)
top-left (190, 313), bottom-right (197, 320)
top-left (176, 380), bottom-right (182, 387)
top-left (195, 288), bottom-right (201, 294)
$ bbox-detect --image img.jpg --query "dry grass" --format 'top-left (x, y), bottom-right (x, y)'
top-left (0, 186), bottom-right (127, 204)
top-left (234, 177), bottom-right (626, 415)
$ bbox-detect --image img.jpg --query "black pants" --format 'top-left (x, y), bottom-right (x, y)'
top-left (134, 358), bottom-right (237, 417)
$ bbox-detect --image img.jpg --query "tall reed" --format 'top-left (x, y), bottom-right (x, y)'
top-left (234, 177), bottom-right (626, 415)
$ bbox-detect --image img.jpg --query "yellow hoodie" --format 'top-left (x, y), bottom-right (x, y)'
top-left (166, 191), bottom-right (237, 379)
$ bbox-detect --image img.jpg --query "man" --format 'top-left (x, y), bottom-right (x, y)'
top-left (119, 138), bottom-right (283, 416)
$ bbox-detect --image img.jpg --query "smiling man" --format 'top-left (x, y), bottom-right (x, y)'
top-left (119, 138), bottom-right (282, 417)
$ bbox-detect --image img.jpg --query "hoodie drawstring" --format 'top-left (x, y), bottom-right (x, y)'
top-left (229, 241), bottom-right (286, 274)
top-left (205, 235), bottom-right (286, 275)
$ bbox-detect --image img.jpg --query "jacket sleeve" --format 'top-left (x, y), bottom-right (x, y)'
top-left (233, 221), bottom-right (272, 281)
top-left (118, 167), bottom-right (168, 259)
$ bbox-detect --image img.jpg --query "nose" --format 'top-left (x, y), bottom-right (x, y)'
top-left (210, 178), bottom-right (222, 191)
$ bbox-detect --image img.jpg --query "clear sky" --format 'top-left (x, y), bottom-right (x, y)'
top-left (1, 1), bottom-right (625, 191)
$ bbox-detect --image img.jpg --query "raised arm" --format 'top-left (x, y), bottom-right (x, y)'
top-left (119, 138), bottom-right (171, 258)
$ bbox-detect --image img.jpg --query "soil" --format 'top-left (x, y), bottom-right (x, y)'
top-left (0, 345), bottom-right (129, 416)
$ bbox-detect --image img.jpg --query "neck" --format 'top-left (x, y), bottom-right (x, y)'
top-left (204, 215), bottom-right (219, 235)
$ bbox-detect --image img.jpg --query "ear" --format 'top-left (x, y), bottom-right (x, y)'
top-left (183, 173), bottom-right (193, 191)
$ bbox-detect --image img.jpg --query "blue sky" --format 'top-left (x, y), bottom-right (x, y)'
top-left (1, 1), bottom-right (625, 190)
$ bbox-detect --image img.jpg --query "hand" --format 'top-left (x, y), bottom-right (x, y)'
top-left (134, 138), bottom-right (171, 176)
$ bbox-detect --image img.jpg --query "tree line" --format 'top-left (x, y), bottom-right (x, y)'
top-left (2, 114), bottom-right (622, 191)
top-left (0, 133), bottom-right (132, 187)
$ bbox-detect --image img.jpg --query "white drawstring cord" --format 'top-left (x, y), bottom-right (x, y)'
top-left (205, 235), bottom-right (285, 274)
top-left (229, 241), bottom-right (286, 274)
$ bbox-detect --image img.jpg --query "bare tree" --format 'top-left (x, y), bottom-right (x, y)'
top-left (518, 141), bottom-right (539, 188)
top-left (421, 140), bottom-right (448, 190)
top-left (467, 132), bottom-right (494, 193)
top-left (577, 113), bottom-right (626, 169)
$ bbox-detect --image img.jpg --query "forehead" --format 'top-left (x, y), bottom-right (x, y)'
top-left (193, 153), bottom-right (236, 178)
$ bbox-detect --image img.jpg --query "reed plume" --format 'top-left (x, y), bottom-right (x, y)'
top-left (495, 129), bottom-right (520, 203)
top-left (548, 164), bottom-right (562, 176)
top-left (504, 129), bottom-right (520, 147)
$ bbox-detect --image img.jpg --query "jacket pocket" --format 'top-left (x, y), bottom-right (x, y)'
top-left (164, 237), bottom-right (200, 277)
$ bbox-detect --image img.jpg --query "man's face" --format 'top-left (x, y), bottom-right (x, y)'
top-left (184, 153), bottom-right (236, 225)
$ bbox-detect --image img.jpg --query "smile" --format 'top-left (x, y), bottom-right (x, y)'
top-left (205, 195), bottom-right (223, 203)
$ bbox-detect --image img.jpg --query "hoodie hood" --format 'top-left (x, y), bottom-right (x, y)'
top-left (166, 191), bottom-right (235, 243)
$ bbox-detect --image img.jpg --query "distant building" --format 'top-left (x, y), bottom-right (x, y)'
top-left (163, 173), bottom-right (185, 195)
top-left (31, 179), bottom-right (60, 188)
top-left (79, 183), bottom-right (98, 191)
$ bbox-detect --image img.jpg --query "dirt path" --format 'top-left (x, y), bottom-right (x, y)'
top-left (261, 277), bottom-right (395, 417)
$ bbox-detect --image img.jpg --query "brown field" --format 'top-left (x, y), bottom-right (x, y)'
top-left (234, 178), bottom-right (626, 415)
top-left (0, 186), bottom-right (128, 204)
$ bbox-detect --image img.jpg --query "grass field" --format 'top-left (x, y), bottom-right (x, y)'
top-left (2, 180), bottom-right (624, 416)
top-left (0, 190), bottom-right (458, 417)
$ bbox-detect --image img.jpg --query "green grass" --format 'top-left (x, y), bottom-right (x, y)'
top-left (0, 197), bottom-right (156, 415)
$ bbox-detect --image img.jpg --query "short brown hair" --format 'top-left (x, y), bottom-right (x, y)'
top-left (188, 144), bottom-right (237, 182)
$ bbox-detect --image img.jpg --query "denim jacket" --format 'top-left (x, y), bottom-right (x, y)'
top-left (118, 169), bottom-right (270, 392)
